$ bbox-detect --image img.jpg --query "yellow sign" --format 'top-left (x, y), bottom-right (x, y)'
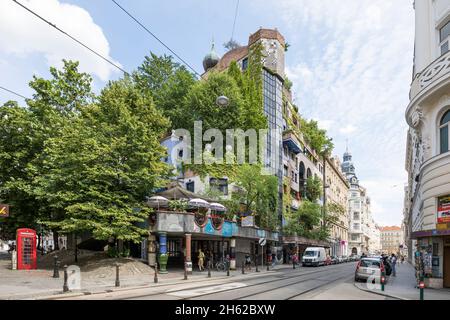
top-left (437, 223), bottom-right (449, 231)
top-left (0, 204), bottom-right (9, 217)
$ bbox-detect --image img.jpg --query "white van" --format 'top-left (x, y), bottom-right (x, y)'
top-left (302, 247), bottom-right (327, 267)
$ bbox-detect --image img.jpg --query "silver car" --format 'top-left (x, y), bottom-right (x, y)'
top-left (354, 258), bottom-right (385, 282)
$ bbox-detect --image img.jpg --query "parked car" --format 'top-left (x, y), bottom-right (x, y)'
top-left (325, 256), bottom-right (333, 266)
top-left (302, 247), bottom-right (327, 267)
top-left (330, 256), bottom-right (338, 265)
top-left (336, 256), bottom-right (344, 264)
top-left (342, 255), bottom-right (349, 263)
top-left (355, 257), bottom-right (386, 283)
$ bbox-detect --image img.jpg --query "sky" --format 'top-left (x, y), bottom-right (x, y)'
top-left (0, 0), bottom-right (415, 227)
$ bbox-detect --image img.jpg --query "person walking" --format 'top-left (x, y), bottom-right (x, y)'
top-left (391, 254), bottom-right (397, 276)
top-left (198, 249), bottom-right (205, 271)
top-left (245, 253), bottom-right (252, 271)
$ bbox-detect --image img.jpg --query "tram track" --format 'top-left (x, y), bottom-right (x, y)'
top-left (117, 264), bottom-right (352, 300)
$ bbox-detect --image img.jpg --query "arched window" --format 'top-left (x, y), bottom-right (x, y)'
top-left (440, 110), bottom-right (450, 154)
top-left (299, 162), bottom-right (305, 180)
top-left (306, 168), bottom-right (312, 179)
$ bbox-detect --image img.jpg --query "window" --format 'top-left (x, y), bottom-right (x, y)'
top-left (440, 21), bottom-right (450, 55)
top-left (210, 178), bottom-right (228, 195)
top-left (284, 165), bottom-right (288, 177)
top-left (440, 110), bottom-right (450, 154)
top-left (242, 57), bottom-right (249, 71)
top-left (353, 212), bottom-right (360, 220)
top-left (186, 181), bottom-right (195, 193)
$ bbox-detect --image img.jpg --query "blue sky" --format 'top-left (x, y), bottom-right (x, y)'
top-left (0, 0), bottom-right (415, 226)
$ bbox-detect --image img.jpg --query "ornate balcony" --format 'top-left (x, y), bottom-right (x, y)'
top-left (408, 51), bottom-right (450, 125)
top-left (283, 130), bottom-right (303, 155)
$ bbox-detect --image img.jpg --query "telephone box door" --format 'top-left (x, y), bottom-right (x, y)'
top-left (16, 228), bottom-right (37, 270)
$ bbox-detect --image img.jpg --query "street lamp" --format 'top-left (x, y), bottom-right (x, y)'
top-left (216, 95), bottom-right (229, 107)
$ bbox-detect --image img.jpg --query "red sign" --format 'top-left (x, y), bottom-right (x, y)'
top-left (419, 282), bottom-right (425, 289)
top-left (438, 196), bottom-right (450, 223)
top-left (0, 204), bottom-right (9, 217)
top-left (16, 228), bottom-right (37, 270)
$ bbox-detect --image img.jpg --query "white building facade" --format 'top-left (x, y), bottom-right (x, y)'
top-left (404, 0), bottom-right (450, 288)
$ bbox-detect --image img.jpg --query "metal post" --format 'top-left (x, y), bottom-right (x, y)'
top-left (419, 275), bottom-right (424, 301)
top-left (242, 261), bottom-right (245, 274)
top-left (115, 263), bottom-right (120, 287)
top-left (381, 271), bottom-right (385, 292)
top-left (208, 261), bottom-right (211, 278)
top-left (154, 262), bottom-right (158, 283)
top-left (53, 255), bottom-right (59, 278)
top-left (184, 262), bottom-right (188, 280)
top-left (255, 255), bottom-right (259, 273)
top-left (227, 260), bottom-right (230, 276)
top-left (63, 265), bottom-right (69, 292)
top-left (267, 261), bottom-right (269, 271)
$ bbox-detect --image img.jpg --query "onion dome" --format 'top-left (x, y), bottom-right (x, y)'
top-left (203, 41), bottom-right (220, 72)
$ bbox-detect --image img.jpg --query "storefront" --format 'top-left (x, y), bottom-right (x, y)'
top-left (411, 230), bottom-right (450, 288)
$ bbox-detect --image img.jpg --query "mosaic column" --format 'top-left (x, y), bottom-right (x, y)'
top-left (230, 237), bottom-right (236, 270)
top-left (158, 232), bottom-right (168, 274)
top-left (185, 233), bottom-right (192, 274)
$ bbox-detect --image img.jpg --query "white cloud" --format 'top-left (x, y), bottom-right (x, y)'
top-left (257, 0), bottom-right (414, 226)
top-left (339, 125), bottom-right (357, 135)
top-left (0, 0), bottom-right (120, 81)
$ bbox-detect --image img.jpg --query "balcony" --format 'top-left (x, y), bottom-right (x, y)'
top-left (150, 211), bottom-right (279, 241)
top-left (407, 51), bottom-right (450, 124)
top-left (283, 131), bottom-right (303, 155)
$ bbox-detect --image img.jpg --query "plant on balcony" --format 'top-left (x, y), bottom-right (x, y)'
top-left (299, 118), bottom-right (334, 155)
top-left (168, 200), bottom-right (189, 212)
top-left (305, 176), bottom-right (322, 202)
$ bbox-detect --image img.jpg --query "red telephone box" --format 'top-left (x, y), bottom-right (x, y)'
top-left (16, 228), bottom-right (37, 270)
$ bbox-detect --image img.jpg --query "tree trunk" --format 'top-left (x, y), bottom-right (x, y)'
top-left (53, 229), bottom-right (60, 250)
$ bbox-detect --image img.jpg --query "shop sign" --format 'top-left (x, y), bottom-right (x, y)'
top-left (437, 223), bottom-right (449, 231)
top-left (437, 195), bottom-right (450, 223)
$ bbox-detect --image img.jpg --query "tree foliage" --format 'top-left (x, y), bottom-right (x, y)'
top-left (300, 118), bottom-right (334, 155)
top-left (305, 176), bottom-right (322, 202)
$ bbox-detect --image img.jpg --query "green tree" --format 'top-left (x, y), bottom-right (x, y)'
top-left (300, 118), bottom-right (334, 155)
top-left (284, 200), bottom-right (322, 238)
top-left (305, 176), bottom-right (322, 202)
top-left (0, 61), bottom-right (94, 244)
top-left (35, 77), bottom-right (171, 243)
top-left (133, 53), bottom-right (196, 130)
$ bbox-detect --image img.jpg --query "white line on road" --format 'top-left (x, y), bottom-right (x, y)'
top-left (166, 283), bottom-right (248, 298)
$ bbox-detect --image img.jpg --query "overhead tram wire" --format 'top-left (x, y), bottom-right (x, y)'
top-left (12, 0), bottom-right (129, 76)
top-left (0, 86), bottom-right (29, 100)
top-left (230, 0), bottom-right (240, 43)
top-left (110, 0), bottom-right (202, 78)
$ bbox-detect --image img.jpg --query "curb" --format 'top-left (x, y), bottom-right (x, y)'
top-left (353, 283), bottom-right (409, 300)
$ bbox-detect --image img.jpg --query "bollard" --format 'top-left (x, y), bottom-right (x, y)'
top-left (63, 265), bottom-right (69, 292)
top-left (227, 261), bottom-right (230, 276)
top-left (53, 255), bottom-right (59, 278)
top-left (154, 262), bottom-right (158, 284)
top-left (255, 259), bottom-right (259, 273)
top-left (381, 271), bottom-right (385, 292)
top-left (419, 276), bottom-right (425, 301)
top-left (115, 263), bottom-right (120, 287)
top-left (184, 262), bottom-right (188, 280)
top-left (267, 262), bottom-right (269, 271)
top-left (242, 261), bottom-right (245, 274)
top-left (208, 262), bottom-right (211, 278)
top-left (293, 260), bottom-right (296, 270)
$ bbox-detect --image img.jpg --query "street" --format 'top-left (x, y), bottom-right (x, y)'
top-left (54, 262), bottom-right (389, 300)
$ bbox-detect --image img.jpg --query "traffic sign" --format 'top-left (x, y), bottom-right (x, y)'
top-left (259, 238), bottom-right (266, 247)
top-left (0, 204), bottom-right (9, 218)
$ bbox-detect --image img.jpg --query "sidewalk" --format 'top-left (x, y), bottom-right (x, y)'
top-left (0, 251), bottom-right (286, 300)
top-left (355, 262), bottom-right (450, 300)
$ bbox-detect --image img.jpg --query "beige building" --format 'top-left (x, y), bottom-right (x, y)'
top-left (380, 226), bottom-right (403, 255)
top-left (325, 156), bottom-right (350, 256)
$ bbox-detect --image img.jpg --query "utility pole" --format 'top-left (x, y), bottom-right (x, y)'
top-left (322, 156), bottom-right (327, 231)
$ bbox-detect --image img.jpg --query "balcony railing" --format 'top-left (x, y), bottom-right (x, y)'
top-left (410, 50), bottom-right (450, 100)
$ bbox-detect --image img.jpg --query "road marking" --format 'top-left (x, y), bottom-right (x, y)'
top-left (166, 282), bottom-right (247, 298)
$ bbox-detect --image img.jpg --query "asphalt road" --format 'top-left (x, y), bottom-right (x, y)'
top-left (62, 262), bottom-right (390, 300)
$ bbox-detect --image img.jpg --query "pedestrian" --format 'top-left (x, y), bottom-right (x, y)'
top-left (245, 253), bottom-right (252, 271)
top-left (292, 253), bottom-right (298, 266)
top-left (271, 253), bottom-right (277, 267)
top-left (391, 254), bottom-right (397, 276)
top-left (198, 249), bottom-right (205, 271)
top-left (401, 255), bottom-right (405, 264)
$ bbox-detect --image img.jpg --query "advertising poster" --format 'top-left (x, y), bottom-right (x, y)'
top-left (437, 195), bottom-right (450, 223)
